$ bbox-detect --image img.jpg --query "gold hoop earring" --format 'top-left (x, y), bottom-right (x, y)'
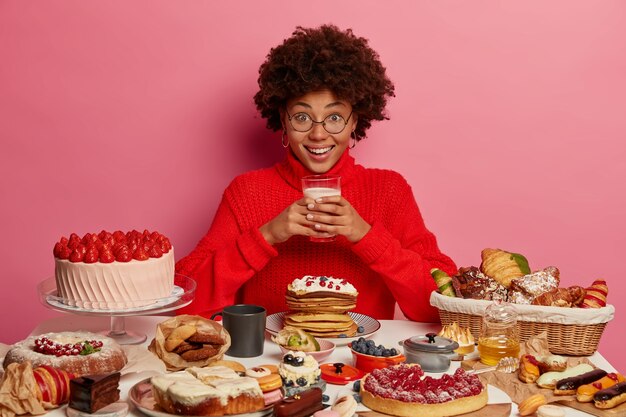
top-left (281, 130), bottom-right (289, 148)
top-left (349, 131), bottom-right (357, 149)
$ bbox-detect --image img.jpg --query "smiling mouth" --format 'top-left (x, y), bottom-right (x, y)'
top-left (305, 145), bottom-right (334, 155)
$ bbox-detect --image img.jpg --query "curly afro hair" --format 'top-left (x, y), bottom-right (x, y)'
top-left (253, 24), bottom-right (395, 141)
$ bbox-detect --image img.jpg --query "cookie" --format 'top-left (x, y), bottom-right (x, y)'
top-left (180, 345), bottom-right (219, 361)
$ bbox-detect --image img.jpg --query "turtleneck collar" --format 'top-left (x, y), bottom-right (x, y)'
top-left (275, 148), bottom-right (357, 191)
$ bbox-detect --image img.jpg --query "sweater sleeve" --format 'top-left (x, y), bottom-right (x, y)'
top-left (351, 178), bottom-right (457, 322)
top-left (175, 193), bottom-right (278, 317)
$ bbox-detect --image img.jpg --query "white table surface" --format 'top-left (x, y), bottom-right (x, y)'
top-left (29, 314), bottom-right (616, 417)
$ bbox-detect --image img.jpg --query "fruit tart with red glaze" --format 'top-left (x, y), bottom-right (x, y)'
top-left (360, 364), bottom-right (488, 417)
top-left (3, 331), bottom-right (127, 378)
top-left (53, 229), bottom-right (174, 309)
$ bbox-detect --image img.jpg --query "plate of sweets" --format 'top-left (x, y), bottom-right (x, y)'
top-left (266, 275), bottom-right (380, 345)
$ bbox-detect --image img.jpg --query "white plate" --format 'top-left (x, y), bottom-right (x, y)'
top-left (46, 286), bottom-right (184, 313)
top-left (265, 311), bottom-right (381, 346)
top-left (129, 379), bottom-right (273, 417)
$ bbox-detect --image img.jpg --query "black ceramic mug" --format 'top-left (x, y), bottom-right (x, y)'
top-left (211, 304), bottom-right (266, 357)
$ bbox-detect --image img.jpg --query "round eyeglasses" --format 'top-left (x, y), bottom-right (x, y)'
top-left (286, 110), bottom-right (353, 134)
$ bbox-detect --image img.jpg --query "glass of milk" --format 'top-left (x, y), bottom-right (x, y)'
top-left (301, 175), bottom-right (341, 242)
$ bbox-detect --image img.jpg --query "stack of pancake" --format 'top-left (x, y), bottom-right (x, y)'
top-left (284, 276), bottom-right (359, 337)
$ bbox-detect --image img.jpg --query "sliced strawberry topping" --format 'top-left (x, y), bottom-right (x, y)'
top-left (149, 245), bottom-right (163, 258)
top-left (99, 247), bottom-right (115, 263)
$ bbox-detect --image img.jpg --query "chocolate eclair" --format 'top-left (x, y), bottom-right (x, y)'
top-left (554, 369), bottom-right (607, 395)
top-left (594, 381), bottom-right (626, 409)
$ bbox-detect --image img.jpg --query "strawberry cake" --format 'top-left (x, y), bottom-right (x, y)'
top-left (53, 230), bottom-right (174, 309)
top-left (360, 364), bottom-right (488, 417)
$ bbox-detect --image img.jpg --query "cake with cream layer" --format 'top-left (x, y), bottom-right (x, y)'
top-left (151, 366), bottom-right (264, 415)
top-left (285, 275), bottom-right (359, 337)
top-left (53, 230), bottom-right (174, 309)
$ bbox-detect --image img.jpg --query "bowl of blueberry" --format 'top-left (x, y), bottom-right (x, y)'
top-left (349, 337), bottom-right (406, 373)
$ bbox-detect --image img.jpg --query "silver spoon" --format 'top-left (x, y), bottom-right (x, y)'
top-left (470, 356), bottom-right (519, 374)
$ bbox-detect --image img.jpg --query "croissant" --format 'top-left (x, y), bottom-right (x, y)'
top-left (532, 288), bottom-right (573, 307)
top-left (581, 279), bottom-right (608, 308)
top-left (430, 268), bottom-right (456, 297)
top-left (480, 248), bottom-right (531, 288)
top-left (567, 285), bottom-right (586, 306)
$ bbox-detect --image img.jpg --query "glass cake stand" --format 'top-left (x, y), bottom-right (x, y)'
top-left (37, 274), bottom-right (196, 345)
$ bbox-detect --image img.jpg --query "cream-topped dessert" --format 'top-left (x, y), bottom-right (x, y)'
top-left (151, 366), bottom-right (264, 415)
top-left (278, 351), bottom-right (321, 389)
top-left (53, 230), bottom-right (174, 309)
top-left (285, 275), bottom-right (360, 337)
top-left (288, 275), bottom-right (358, 295)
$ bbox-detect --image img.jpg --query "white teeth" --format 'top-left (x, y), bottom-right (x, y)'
top-left (307, 146), bottom-right (332, 155)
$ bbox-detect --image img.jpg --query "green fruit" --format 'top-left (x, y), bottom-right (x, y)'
top-left (510, 252), bottom-right (531, 275)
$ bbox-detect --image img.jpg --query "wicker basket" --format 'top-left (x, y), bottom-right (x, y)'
top-left (430, 292), bottom-right (614, 356)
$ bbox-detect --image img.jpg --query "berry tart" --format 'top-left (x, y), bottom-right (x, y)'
top-left (3, 331), bottom-right (127, 378)
top-left (53, 230), bottom-right (174, 309)
top-left (360, 364), bottom-right (488, 417)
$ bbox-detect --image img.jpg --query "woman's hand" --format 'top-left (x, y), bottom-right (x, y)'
top-left (259, 198), bottom-right (331, 245)
top-left (302, 195), bottom-right (371, 243)
top-left (259, 196), bottom-right (371, 245)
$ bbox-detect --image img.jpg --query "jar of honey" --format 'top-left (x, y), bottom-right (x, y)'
top-left (477, 301), bottom-right (520, 366)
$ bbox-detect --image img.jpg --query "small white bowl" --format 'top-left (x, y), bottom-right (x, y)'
top-left (279, 339), bottom-right (336, 363)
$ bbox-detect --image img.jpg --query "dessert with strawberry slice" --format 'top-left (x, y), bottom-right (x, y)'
top-left (53, 229), bottom-right (174, 309)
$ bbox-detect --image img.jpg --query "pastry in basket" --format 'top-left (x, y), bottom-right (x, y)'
top-left (594, 381), bottom-right (626, 409)
top-left (430, 268), bottom-right (456, 297)
top-left (451, 266), bottom-right (508, 301)
top-left (360, 364), bottom-right (488, 417)
top-left (148, 315), bottom-right (230, 371)
top-left (531, 287), bottom-right (575, 307)
top-left (480, 248), bottom-right (531, 288)
top-left (3, 331), bottom-right (126, 378)
top-left (576, 372), bottom-right (625, 402)
top-left (151, 366), bottom-right (264, 415)
top-left (581, 279), bottom-right (608, 308)
top-left (271, 326), bottom-right (320, 352)
top-left (437, 322), bottom-right (475, 355)
top-left (518, 354), bottom-right (541, 383)
top-left (508, 266), bottom-right (560, 304)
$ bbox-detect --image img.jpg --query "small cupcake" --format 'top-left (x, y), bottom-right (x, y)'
top-left (279, 351), bottom-right (325, 396)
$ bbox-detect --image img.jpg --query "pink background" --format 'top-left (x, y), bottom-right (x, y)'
top-left (1, 2), bottom-right (624, 371)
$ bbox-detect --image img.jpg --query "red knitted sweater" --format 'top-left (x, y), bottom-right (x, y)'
top-left (176, 150), bottom-right (457, 322)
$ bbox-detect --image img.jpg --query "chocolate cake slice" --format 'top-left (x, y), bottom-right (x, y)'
top-left (69, 372), bottom-right (121, 413)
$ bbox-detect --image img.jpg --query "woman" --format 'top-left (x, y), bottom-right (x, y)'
top-left (176, 25), bottom-right (457, 322)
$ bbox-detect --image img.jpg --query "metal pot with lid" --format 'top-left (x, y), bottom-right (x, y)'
top-left (399, 332), bottom-right (459, 372)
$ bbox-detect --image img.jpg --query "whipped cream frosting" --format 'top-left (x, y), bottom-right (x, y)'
top-left (55, 249), bottom-right (174, 309)
top-left (278, 351), bottom-right (321, 386)
top-left (289, 275), bottom-right (357, 295)
top-left (151, 367), bottom-right (263, 406)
